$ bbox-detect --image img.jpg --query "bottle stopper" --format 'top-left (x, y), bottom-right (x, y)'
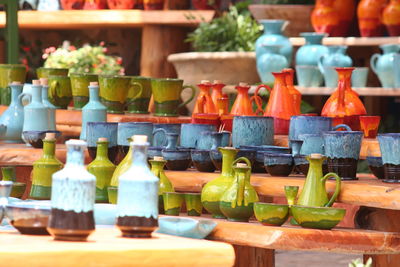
top-left (11, 81), bottom-right (21, 85)
top-left (133, 135), bottom-right (148, 144)
top-left (236, 163), bottom-right (248, 168)
top-left (40, 78), bottom-right (48, 86)
top-left (310, 153), bottom-right (323, 159)
top-left (90, 82), bottom-right (99, 87)
top-left (45, 132), bottom-right (56, 140)
top-left (153, 156), bottom-right (164, 161)
top-left (239, 82), bottom-right (248, 87)
top-left (98, 137), bottom-right (108, 142)
top-left (213, 80), bottom-right (221, 84)
top-left (32, 80), bottom-right (40, 85)
top-left (201, 80), bottom-right (211, 84)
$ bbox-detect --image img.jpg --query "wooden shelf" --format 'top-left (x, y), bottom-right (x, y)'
top-left (290, 37), bottom-right (400, 47)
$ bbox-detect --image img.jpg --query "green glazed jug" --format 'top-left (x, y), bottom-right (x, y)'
top-left (220, 158), bottom-right (259, 222)
top-left (150, 156), bottom-right (174, 214)
top-left (30, 133), bottom-right (63, 200)
top-left (201, 147), bottom-right (238, 218)
top-left (297, 153), bottom-right (341, 207)
top-left (87, 138), bottom-right (116, 203)
top-left (1, 166), bottom-right (26, 198)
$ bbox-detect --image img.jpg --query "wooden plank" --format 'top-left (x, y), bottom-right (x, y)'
top-left (233, 245), bottom-right (274, 267)
top-left (290, 37), bottom-right (400, 47)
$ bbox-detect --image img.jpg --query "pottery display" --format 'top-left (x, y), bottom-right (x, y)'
top-left (40, 79), bottom-right (56, 131)
top-left (1, 167), bottom-right (26, 199)
top-left (36, 67), bottom-right (68, 79)
top-left (220, 159), bottom-right (259, 222)
top-left (351, 67), bottom-right (369, 88)
top-left (0, 82), bottom-right (26, 143)
top-left (383, 0), bottom-right (400, 36)
top-left (126, 76), bottom-right (152, 114)
top-left (283, 68), bottom-right (301, 115)
top-left (298, 134), bottom-right (325, 155)
top-left (195, 131), bottom-right (222, 150)
top-left (295, 65), bottom-right (324, 87)
top-left (291, 205), bottom-right (346, 230)
top-left (180, 123), bottom-right (216, 148)
top-left (117, 122), bottom-right (155, 156)
top-left (250, 145), bottom-right (291, 174)
top-left (98, 75), bottom-right (132, 114)
top-left (87, 138), bottom-right (116, 203)
top-left (80, 82), bottom-right (107, 141)
top-left (184, 193), bottom-right (203, 216)
top-left (162, 148), bottom-right (191, 171)
top-left (192, 80), bottom-right (217, 115)
top-left (0, 64), bottom-right (27, 106)
top-left (333, 0), bottom-right (356, 36)
top-left (264, 153), bottom-right (294, 177)
top-left (254, 203), bottom-right (289, 226)
top-left (191, 149), bottom-right (216, 172)
top-left (319, 46), bottom-right (353, 79)
top-left (256, 45), bottom-right (289, 85)
top-left (232, 116), bottom-right (274, 147)
top-left (162, 192), bottom-right (183, 215)
top-left (22, 130), bottom-right (62, 149)
top-left (359, 116), bottom-right (381, 139)
top-left (378, 133), bottom-right (400, 182)
top-left (150, 157), bottom-right (174, 214)
top-left (153, 123), bottom-right (181, 147)
top-left (151, 78), bottom-right (196, 117)
top-left (366, 156), bottom-right (385, 179)
top-left (230, 83), bottom-right (260, 117)
top-left (70, 73), bottom-right (98, 109)
top-left (371, 44), bottom-right (400, 88)
top-left (357, 0), bottom-right (387, 37)
top-left (47, 75), bottom-right (72, 109)
top-left (116, 135), bottom-right (159, 238)
top-left (60, 0), bottom-right (85, 9)
top-left (86, 122), bottom-right (118, 163)
top-left (311, 0), bottom-right (340, 37)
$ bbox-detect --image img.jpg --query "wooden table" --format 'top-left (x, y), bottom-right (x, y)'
top-left (0, 228), bottom-right (234, 267)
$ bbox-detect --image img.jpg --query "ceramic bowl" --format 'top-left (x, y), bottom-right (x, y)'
top-left (22, 130), bottom-right (62, 148)
top-left (107, 186), bottom-right (118, 204)
top-left (191, 149), bottom-right (215, 173)
top-left (366, 156), bottom-right (384, 180)
top-left (162, 149), bottom-right (191, 171)
top-left (254, 202), bottom-right (289, 226)
top-left (243, 145), bottom-right (291, 174)
top-left (291, 205), bottom-right (346, 230)
top-left (156, 217), bottom-right (217, 239)
top-left (5, 201), bottom-right (51, 235)
top-left (10, 182), bottom-right (26, 198)
top-left (209, 149), bottom-right (222, 171)
top-left (264, 153), bottom-right (294, 177)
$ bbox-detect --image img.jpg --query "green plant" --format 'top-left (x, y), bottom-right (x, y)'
top-left (186, 6), bottom-right (262, 52)
top-left (349, 258), bottom-right (372, 267)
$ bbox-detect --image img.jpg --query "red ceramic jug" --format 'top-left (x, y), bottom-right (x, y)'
top-left (357, 0), bottom-right (388, 37)
top-left (282, 68), bottom-right (301, 115)
top-left (211, 81), bottom-right (225, 108)
top-left (383, 0), bottom-right (400, 36)
top-left (311, 0), bottom-right (340, 37)
top-left (333, 0), bottom-right (356, 36)
top-left (193, 80), bottom-right (217, 115)
top-left (230, 83), bottom-right (259, 116)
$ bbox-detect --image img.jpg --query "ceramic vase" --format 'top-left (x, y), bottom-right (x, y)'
top-left (371, 44), bottom-right (400, 88)
top-left (83, 0), bottom-right (107, 9)
top-left (70, 73), bottom-right (98, 109)
top-left (126, 76), bottom-right (152, 114)
top-left (296, 33), bottom-right (329, 67)
top-left (230, 83), bottom-right (259, 116)
top-left (211, 81), bottom-right (225, 108)
top-left (311, 0), bottom-right (340, 37)
top-left (80, 83), bottom-right (107, 140)
top-left (383, 0), bottom-right (400, 36)
top-left (22, 81), bottom-right (50, 132)
top-left (282, 68), bottom-right (301, 115)
top-left (107, 0), bottom-right (135, 8)
top-left (117, 136), bottom-right (159, 238)
top-left (41, 81), bottom-right (56, 131)
top-left (150, 158), bottom-right (174, 214)
top-left (87, 138), bottom-right (116, 203)
top-left (30, 134), bottom-right (63, 200)
top-left (357, 0), bottom-right (388, 37)
top-left (48, 140), bottom-right (96, 241)
top-left (47, 76), bottom-right (72, 109)
top-left (333, 0), bottom-right (356, 36)
top-left (256, 45), bottom-right (289, 85)
top-left (193, 81), bottom-right (217, 115)
top-left (0, 64), bottom-right (27, 106)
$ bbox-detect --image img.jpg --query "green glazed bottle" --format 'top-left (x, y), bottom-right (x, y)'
top-left (1, 166), bottom-right (26, 198)
top-left (220, 158), bottom-right (259, 222)
top-left (201, 147), bottom-right (238, 218)
top-left (87, 138), bottom-right (116, 203)
top-left (150, 156), bottom-right (174, 214)
top-left (30, 133), bottom-right (63, 200)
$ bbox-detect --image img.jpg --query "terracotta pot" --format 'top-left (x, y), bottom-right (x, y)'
top-left (60, 0), bottom-right (85, 9)
top-left (83, 0), bottom-right (108, 9)
top-left (357, 0), bottom-right (388, 37)
top-left (333, 0), bottom-right (356, 36)
top-left (107, 0), bottom-right (135, 9)
top-left (192, 0), bottom-right (220, 10)
top-left (383, 0), bottom-right (400, 36)
top-left (311, 0), bottom-right (340, 37)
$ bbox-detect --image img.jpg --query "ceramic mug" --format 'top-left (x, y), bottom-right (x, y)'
top-left (298, 134), bottom-right (325, 155)
top-left (0, 64), bottom-right (27, 105)
top-left (70, 73), bottom-right (98, 109)
top-left (36, 67), bottom-right (68, 79)
top-left (117, 122), bottom-right (154, 148)
top-left (98, 75), bottom-right (135, 114)
top-left (86, 122), bottom-right (118, 163)
top-left (295, 65), bottom-right (324, 87)
top-left (232, 116), bottom-right (274, 148)
top-left (196, 131), bottom-right (224, 150)
top-left (180, 123), bottom-right (216, 148)
top-left (352, 67), bottom-right (369, 88)
top-left (151, 78), bottom-right (196, 117)
top-left (48, 75), bottom-right (73, 109)
top-left (378, 133), bottom-right (400, 182)
top-left (126, 76), bottom-right (152, 114)
top-left (153, 123), bottom-right (181, 147)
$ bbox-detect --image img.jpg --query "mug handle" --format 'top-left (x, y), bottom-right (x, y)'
top-left (332, 124), bottom-right (352, 131)
top-left (128, 81), bottom-right (143, 101)
top-left (18, 93), bottom-right (31, 106)
top-left (232, 156), bottom-right (252, 168)
top-left (322, 172), bottom-right (341, 207)
top-left (178, 85), bottom-right (196, 109)
top-left (49, 80), bottom-right (59, 102)
top-left (318, 54), bottom-right (326, 75)
top-left (251, 84), bottom-right (271, 115)
top-left (153, 128), bottom-right (168, 147)
top-left (370, 53), bottom-right (380, 75)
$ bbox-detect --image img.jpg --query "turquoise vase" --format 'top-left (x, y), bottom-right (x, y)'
top-left (22, 82), bottom-right (49, 132)
top-left (256, 45), bottom-right (289, 84)
top-left (42, 83), bottom-right (56, 131)
top-left (319, 46), bottom-right (353, 69)
top-left (80, 83), bottom-right (107, 140)
top-left (255, 20), bottom-right (293, 65)
top-left (371, 44), bottom-right (400, 88)
top-left (295, 32), bottom-right (329, 66)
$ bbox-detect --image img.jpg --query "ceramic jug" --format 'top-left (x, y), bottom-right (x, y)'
top-left (150, 157), bottom-right (174, 214)
top-left (40, 79), bottom-right (56, 131)
top-left (201, 147), bottom-right (238, 218)
top-left (30, 133), bottom-right (63, 200)
top-left (282, 68), bottom-right (301, 115)
top-left (318, 46), bottom-right (353, 71)
top-left (0, 82), bottom-right (27, 143)
top-left (22, 80), bottom-right (50, 132)
top-left (211, 80), bottom-right (225, 108)
top-left (192, 80), bottom-right (217, 115)
top-left (255, 20), bottom-right (293, 65)
top-left (311, 0), bottom-right (340, 37)
top-left (333, 0), bottom-right (356, 36)
top-left (220, 159), bottom-right (259, 222)
top-left (383, 0), bottom-right (400, 36)
top-left (256, 45), bottom-right (289, 85)
top-left (230, 83), bottom-right (260, 116)
top-left (295, 32), bottom-right (329, 67)
top-left (117, 135), bottom-right (159, 238)
top-left (371, 44), bottom-right (400, 88)
top-left (357, 0), bottom-right (387, 37)
top-left (87, 138), bottom-right (116, 203)
top-left (297, 153), bottom-right (341, 207)
top-left (48, 139), bottom-right (96, 242)
top-left (80, 82), bottom-right (107, 140)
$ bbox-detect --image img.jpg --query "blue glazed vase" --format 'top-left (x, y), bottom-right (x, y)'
top-left (256, 45), bottom-right (289, 84)
top-left (295, 32), bottom-right (329, 66)
top-left (255, 20), bottom-right (293, 65)
top-left (80, 83), bottom-right (107, 140)
top-left (41, 82), bottom-right (56, 131)
top-left (22, 82), bottom-right (49, 132)
top-left (180, 123), bottom-right (216, 148)
top-left (232, 116), bottom-right (274, 148)
top-left (371, 44), bottom-right (400, 88)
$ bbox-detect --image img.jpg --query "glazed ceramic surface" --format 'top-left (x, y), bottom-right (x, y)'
top-left (254, 203), bottom-right (289, 226)
top-left (41, 84), bottom-right (56, 131)
top-left (150, 159), bottom-right (174, 214)
top-left (295, 33), bottom-right (329, 66)
top-left (232, 116), bottom-right (274, 147)
top-left (191, 149), bottom-right (216, 173)
top-left (70, 73), bottom-right (98, 109)
top-left (162, 149), bottom-right (191, 171)
top-left (0, 181), bottom-right (12, 224)
top-left (117, 122), bottom-right (154, 147)
top-left (295, 65), bottom-right (324, 87)
top-left (126, 76), bottom-right (152, 114)
top-left (256, 45), bottom-right (289, 85)
top-left (318, 46), bottom-right (353, 71)
top-left (163, 192), bottom-right (183, 216)
top-left (357, 0), bottom-right (387, 37)
top-left (378, 133), bottom-right (400, 165)
top-left (47, 75), bottom-right (72, 109)
top-left (0, 65), bottom-right (27, 105)
top-left (291, 205), bottom-right (346, 230)
top-left (22, 130), bottom-right (61, 149)
top-left (366, 156), bottom-right (385, 179)
top-left (283, 68), bottom-right (301, 115)
top-left (230, 83), bottom-right (259, 116)
top-left (98, 75), bottom-right (132, 114)
top-left (22, 83), bottom-right (49, 132)
top-left (311, 0), bottom-right (340, 37)
top-left (153, 123), bottom-right (181, 147)
top-left (371, 44), bottom-right (400, 88)
top-left (351, 67), bottom-right (369, 88)
top-left (156, 217), bottom-right (217, 239)
top-left (298, 134), bottom-right (325, 155)
top-left (109, 138), bottom-right (133, 188)
top-left (36, 68), bottom-right (68, 79)
top-left (86, 122), bottom-right (118, 162)
top-left (323, 131), bottom-right (363, 160)
top-left (1, 167), bottom-right (26, 199)
top-left (394, 54), bottom-right (400, 88)
top-left (383, 0), bottom-right (400, 36)
top-left (193, 81), bottom-right (217, 115)
top-left (196, 131), bottom-right (223, 150)
top-left (180, 123), bottom-right (216, 148)
top-left (184, 193), bottom-right (202, 216)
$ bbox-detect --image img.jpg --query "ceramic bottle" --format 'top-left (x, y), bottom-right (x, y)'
top-left (371, 44), bottom-right (400, 88)
top-left (80, 82), bottom-right (107, 140)
top-left (150, 156), bottom-right (174, 214)
top-left (40, 78), bottom-right (56, 131)
top-left (383, 0), bottom-right (400, 36)
top-left (311, 0), bottom-right (340, 37)
top-left (201, 147), bottom-right (238, 218)
top-left (30, 133), bottom-right (63, 200)
top-left (295, 32), bottom-right (329, 68)
top-left (87, 138), bottom-right (116, 203)
top-left (357, 0), bottom-right (388, 37)
top-left (48, 139), bottom-right (96, 241)
top-left (193, 80), bottom-right (217, 115)
top-left (230, 83), bottom-right (258, 116)
top-left (117, 135), bottom-right (159, 238)
top-left (22, 80), bottom-right (49, 132)
top-left (211, 80), bottom-right (225, 108)
top-left (0, 82), bottom-right (26, 143)
top-left (282, 68), bottom-right (301, 115)
top-left (255, 20), bottom-right (293, 65)
top-left (219, 159), bottom-right (259, 222)
top-left (333, 0), bottom-right (356, 36)
top-left (256, 45), bottom-right (289, 85)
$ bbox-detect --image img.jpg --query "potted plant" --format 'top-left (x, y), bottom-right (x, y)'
top-left (168, 5), bottom-right (262, 85)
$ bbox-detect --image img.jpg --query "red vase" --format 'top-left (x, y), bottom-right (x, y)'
top-left (282, 68), bottom-right (301, 115)
top-left (211, 81), bottom-right (225, 108)
top-left (192, 0), bottom-right (220, 10)
top-left (61, 0), bottom-right (85, 9)
top-left (107, 0), bottom-right (135, 9)
top-left (83, 0), bottom-right (108, 9)
top-left (230, 83), bottom-right (259, 116)
top-left (333, 0), bottom-right (356, 36)
top-left (357, 0), bottom-right (388, 37)
top-left (383, 0), bottom-right (400, 36)
top-left (311, 0), bottom-right (341, 37)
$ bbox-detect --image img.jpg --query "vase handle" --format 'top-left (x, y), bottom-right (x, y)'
top-left (18, 93), bottom-right (31, 106)
top-left (232, 156), bottom-right (252, 168)
top-left (251, 84), bottom-right (271, 115)
top-left (322, 172), bottom-right (341, 207)
top-left (370, 53), bottom-right (380, 75)
top-left (318, 54), bottom-right (326, 75)
top-left (128, 81), bottom-right (143, 102)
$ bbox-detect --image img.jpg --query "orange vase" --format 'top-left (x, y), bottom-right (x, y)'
top-left (311, 0), bottom-right (341, 37)
top-left (333, 0), bottom-right (356, 36)
top-left (193, 81), bottom-right (217, 115)
top-left (321, 68), bottom-right (367, 130)
top-left (383, 0), bottom-right (400, 36)
top-left (358, 0), bottom-right (388, 37)
top-left (230, 83), bottom-right (259, 116)
top-left (211, 81), bottom-right (225, 108)
top-left (282, 68), bottom-right (301, 115)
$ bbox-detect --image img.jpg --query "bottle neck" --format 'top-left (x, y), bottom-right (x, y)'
top-left (43, 140), bottom-right (56, 158)
top-left (10, 85), bottom-right (22, 104)
top-left (89, 86), bottom-right (100, 102)
top-left (221, 149), bottom-right (237, 176)
top-left (32, 85), bottom-right (42, 103)
top-left (131, 143), bottom-right (149, 167)
top-left (150, 160), bottom-right (166, 172)
top-left (304, 35), bottom-right (324, 45)
top-left (262, 22), bottom-right (283, 35)
top-left (41, 86), bottom-right (49, 102)
top-left (66, 144), bottom-right (85, 166)
top-left (95, 142), bottom-right (109, 160)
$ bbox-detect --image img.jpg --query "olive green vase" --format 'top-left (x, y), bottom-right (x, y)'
top-left (0, 64), bottom-right (27, 105)
top-left (48, 75), bottom-right (73, 109)
top-left (70, 73), bottom-right (98, 109)
top-left (126, 76), bottom-right (152, 114)
top-left (150, 158), bottom-right (174, 214)
top-left (1, 166), bottom-right (26, 198)
top-left (99, 75), bottom-right (132, 114)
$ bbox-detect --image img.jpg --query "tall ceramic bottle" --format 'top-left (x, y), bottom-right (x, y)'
top-left (358, 0), bottom-right (388, 37)
top-left (117, 135), bottom-right (159, 238)
top-left (80, 82), bottom-right (107, 140)
top-left (0, 82), bottom-right (26, 143)
top-left (150, 156), bottom-right (174, 214)
top-left (370, 44), bottom-right (400, 88)
top-left (30, 133), bottom-right (63, 200)
top-left (296, 33), bottom-right (329, 67)
top-left (87, 138), bottom-right (116, 203)
top-left (383, 0), bottom-right (400, 36)
top-left (256, 45), bottom-right (289, 85)
top-left (22, 80), bottom-right (49, 132)
top-left (40, 78), bottom-right (56, 131)
top-left (48, 139), bottom-right (96, 241)
top-left (311, 0), bottom-right (340, 37)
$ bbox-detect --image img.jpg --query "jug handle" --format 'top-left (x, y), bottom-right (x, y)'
top-left (322, 172), bottom-right (341, 207)
top-left (178, 85), bottom-right (196, 109)
top-left (153, 128), bottom-right (168, 147)
top-left (252, 84), bottom-right (271, 115)
top-left (232, 157), bottom-right (252, 168)
top-left (317, 55), bottom-right (326, 75)
top-left (126, 81), bottom-right (143, 106)
top-left (18, 93), bottom-right (31, 106)
top-left (370, 53), bottom-right (380, 75)
top-left (332, 124), bottom-right (352, 131)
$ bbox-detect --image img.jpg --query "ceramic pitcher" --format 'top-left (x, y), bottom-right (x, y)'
top-left (22, 80), bottom-right (50, 132)
top-left (256, 45), bottom-right (289, 85)
top-left (150, 157), bottom-right (174, 214)
top-left (41, 79), bottom-right (56, 131)
top-left (371, 44), bottom-right (400, 88)
top-left (318, 46), bottom-right (353, 72)
top-left (0, 64), bottom-right (27, 106)
top-left (211, 81), bottom-right (225, 108)
top-left (283, 68), bottom-right (301, 115)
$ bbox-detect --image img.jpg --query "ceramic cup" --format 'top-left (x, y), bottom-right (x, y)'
top-left (86, 122), bottom-right (118, 163)
top-left (254, 202), bottom-right (289, 226)
top-left (295, 65), bottom-right (324, 87)
top-left (117, 122), bottom-right (155, 156)
top-left (163, 192), bottom-right (184, 216)
top-left (180, 123), bottom-right (216, 148)
top-left (47, 75), bottom-right (73, 109)
top-left (284, 185), bottom-right (299, 206)
top-left (359, 116), bottom-right (380, 139)
top-left (98, 75), bottom-right (133, 114)
top-left (366, 156), bottom-right (384, 180)
top-left (191, 149), bottom-right (215, 173)
top-left (232, 116), bottom-right (274, 148)
top-left (0, 64), bottom-right (27, 105)
top-left (36, 67), bottom-right (69, 79)
top-left (184, 193), bottom-right (202, 216)
top-left (264, 153), bottom-right (294, 177)
top-left (378, 133), bottom-right (400, 183)
top-left (323, 131), bottom-right (363, 180)
top-left (352, 67), bottom-right (369, 88)
top-left (151, 78), bottom-right (196, 117)
top-left (395, 54), bottom-right (400, 88)
top-left (70, 73), bottom-right (98, 109)
top-left (153, 123), bottom-right (181, 147)
top-left (196, 131), bottom-right (223, 150)
top-left (126, 76), bottom-right (152, 114)
top-left (298, 134), bottom-right (325, 155)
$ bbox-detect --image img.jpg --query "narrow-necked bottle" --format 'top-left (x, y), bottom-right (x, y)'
top-left (80, 82), bottom-right (107, 140)
top-left (87, 137), bottom-right (116, 203)
top-left (22, 79), bottom-right (49, 132)
top-left (150, 156), bottom-right (174, 214)
top-left (30, 133), bottom-right (63, 199)
top-left (48, 139), bottom-right (96, 241)
top-left (40, 78), bottom-right (56, 131)
top-left (117, 135), bottom-right (159, 238)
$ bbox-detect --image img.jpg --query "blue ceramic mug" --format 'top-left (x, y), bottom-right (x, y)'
top-left (86, 122), bottom-right (118, 162)
top-left (232, 116), bottom-right (274, 148)
top-left (377, 133), bottom-right (400, 182)
top-left (196, 131), bottom-right (223, 150)
top-left (322, 66), bottom-right (338, 88)
top-left (153, 123), bottom-right (181, 147)
top-left (298, 133), bottom-right (325, 155)
top-left (117, 122), bottom-right (154, 147)
top-left (180, 123), bottom-right (216, 148)
top-left (295, 65), bottom-right (324, 87)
